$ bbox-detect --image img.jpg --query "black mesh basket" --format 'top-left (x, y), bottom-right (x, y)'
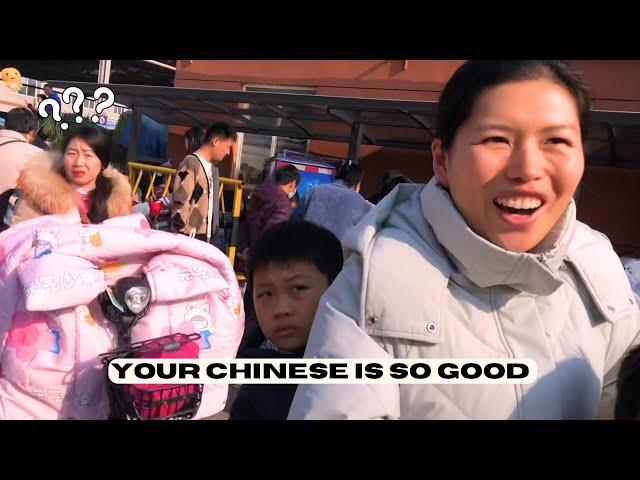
top-left (100, 333), bottom-right (203, 420)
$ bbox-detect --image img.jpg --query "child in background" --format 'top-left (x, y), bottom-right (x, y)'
top-left (229, 221), bottom-right (343, 420)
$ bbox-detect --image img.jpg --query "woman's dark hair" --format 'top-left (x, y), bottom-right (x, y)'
top-left (185, 126), bottom-right (204, 154)
top-left (248, 221), bottom-right (344, 290)
top-left (61, 127), bottom-right (112, 223)
top-left (5, 107), bottom-right (38, 133)
top-left (336, 160), bottom-right (364, 187)
top-left (436, 60), bottom-right (591, 150)
top-left (368, 170), bottom-right (413, 204)
top-left (380, 174), bottom-right (412, 198)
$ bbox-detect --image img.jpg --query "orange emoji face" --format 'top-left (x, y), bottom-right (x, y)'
top-left (1, 67), bottom-right (22, 93)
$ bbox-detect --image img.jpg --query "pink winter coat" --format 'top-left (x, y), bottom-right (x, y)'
top-left (0, 210), bottom-right (244, 420)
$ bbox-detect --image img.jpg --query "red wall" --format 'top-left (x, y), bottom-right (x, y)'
top-left (577, 165), bottom-right (640, 256)
top-left (175, 60), bottom-right (463, 94)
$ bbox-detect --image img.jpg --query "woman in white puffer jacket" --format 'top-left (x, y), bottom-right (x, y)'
top-left (288, 60), bottom-right (640, 420)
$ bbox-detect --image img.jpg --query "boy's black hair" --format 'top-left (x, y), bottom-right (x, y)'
top-left (248, 220), bottom-right (343, 289)
top-left (615, 344), bottom-right (640, 419)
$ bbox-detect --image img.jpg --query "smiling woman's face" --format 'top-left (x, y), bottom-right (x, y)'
top-left (432, 79), bottom-right (585, 253)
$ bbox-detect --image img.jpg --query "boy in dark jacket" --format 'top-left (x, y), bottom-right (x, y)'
top-left (229, 221), bottom-right (343, 420)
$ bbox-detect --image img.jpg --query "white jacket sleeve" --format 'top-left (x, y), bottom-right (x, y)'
top-left (288, 255), bottom-right (400, 420)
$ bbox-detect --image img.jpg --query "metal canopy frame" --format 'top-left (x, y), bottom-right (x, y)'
top-left (49, 80), bottom-right (640, 168)
top-left (49, 80), bottom-right (438, 163)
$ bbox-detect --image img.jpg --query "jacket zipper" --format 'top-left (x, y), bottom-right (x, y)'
top-left (490, 285), bottom-right (525, 419)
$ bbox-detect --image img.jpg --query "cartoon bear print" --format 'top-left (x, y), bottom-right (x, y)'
top-left (33, 225), bottom-right (60, 259)
top-left (184, 301), bottom-right (214, 350)
top-left (78, 225), bottom-right (102, 248)
top-left (75, 305), bottom-right (95, 326)
top-left (219, 289), bottom-right (241, 315)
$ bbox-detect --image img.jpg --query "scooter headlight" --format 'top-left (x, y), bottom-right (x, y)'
top-left (124, 286), bottom-right (151, 315)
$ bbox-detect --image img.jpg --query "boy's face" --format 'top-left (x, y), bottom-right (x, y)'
top-left (252, 260), bottom-right (329, 352)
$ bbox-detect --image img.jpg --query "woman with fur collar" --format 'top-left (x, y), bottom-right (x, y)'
top-left (8, 127), bottom-right (132, 226)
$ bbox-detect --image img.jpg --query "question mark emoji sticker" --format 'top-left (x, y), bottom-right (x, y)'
top-left (92, 87), bottom-right (115, 124)
top-left (62, 87), bottom-right (86, 125)
top-left (38, 98), bottom-right (66, 130)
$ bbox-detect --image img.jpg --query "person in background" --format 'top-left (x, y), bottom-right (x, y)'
top-left (132, 127), bottom-right (205, 226)
top-left (27, 94), bottom-right (48, 115)
top-left (289, 60), bottom-right (640, 420)
top-left (229, 221), bottom-right (343, 420)
top-left (0, 108), bottom-right (41, 196)
top-left (246, 164), bottom-right (300, 248)
top-left (43, 84), bottom-right (62, 106)
top-left (292, 160), bottom-right (373, 241)
top-left (7, 126), bottom-right (131, 226)
top-left (184, 126), bottom-right (205, 155)
top-left (170, 122), bottom-right (236, 243)
top-left (368, 170), bottom-right (413, 205)
top-left (239, 164), bottom-right (300, 352)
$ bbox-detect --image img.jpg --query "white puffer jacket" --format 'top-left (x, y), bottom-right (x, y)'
top-left (288, 179), bottom-right (640, 420)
